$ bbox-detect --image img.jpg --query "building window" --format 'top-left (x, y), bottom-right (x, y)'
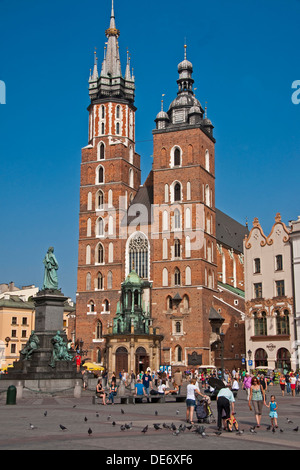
top-left (98, 142), bottom-right (105, 160)
top-left (255, 348), bottom-right (268, 368)
top-left (174, 183), bottom-right (181, 202)
top-left (276, 254), bottom-right (283, 271)
top-left (128, 233), bottom-right (149, 279)
top-left (97, 166), bottom-right (104, 184)
top-left (174, 239), bottom-right (181, 258)
top-left (116, 122), bottom-right (120, 135)
top-left (22, 317), bottom-right (27, 326)
top-left (276, 310), bottom-right (290, 335)
top-left (89, 301), bottom-right (95, 313)
top-left (11, 317), bottom-right (17, 325)
top-left (175, 321), bottom-right (181, 334)
top-left (97, 217), bottom-right (104, 237)
top-left (97, 272), bottom-right (103, 290)
top-left (167, 295), bottom-right (172, 310)
top-left (254, 258), bottom-right (261, 274)
top-left (174, 148), bottom-right (181, 166)
top-left (97, 243), bottom-right (104, 264)
top-left (174, 209), bottom-right (181, 230)
top-left (104, 299), bottom-right (110, 312)
top-left (96, 321), bottom-right (102, 339)
top-left (176, 345), bottom-right (182, 362)
top-left (101, 122), bottom-right (105, 135)
top-left (174, 268), bottom-right (181, 286)
top-left (116, 105), bottom-right (120, 119)
top-left (276, 280), bottom-right (285, 297)
top-left (97, 190), bottom-right (104, 210)
top-left (254, 282), bottom-right (262, 298)
top-left (254, 311), bottom-right (267, 336)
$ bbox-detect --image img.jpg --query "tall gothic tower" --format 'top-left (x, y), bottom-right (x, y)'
top-left (151, 46), bottom-right (217, 367)
top-left (76, 1), bottom-right (141, 359)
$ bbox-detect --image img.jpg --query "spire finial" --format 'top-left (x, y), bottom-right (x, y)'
top-left (184, 40), bottom-right (187, 60)
top-left (205, 101), bottom-right (207, 119)
top-left (161, 93), bottom-right (165, 111)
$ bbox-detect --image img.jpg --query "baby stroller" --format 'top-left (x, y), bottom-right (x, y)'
top-left (195, 397), bottom-right (215, 424)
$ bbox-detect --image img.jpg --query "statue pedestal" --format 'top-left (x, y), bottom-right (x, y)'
top-left (4, 289), bottom-right (80, 384)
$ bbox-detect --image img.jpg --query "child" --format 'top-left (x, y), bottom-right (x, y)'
top-left (266, 395), bottom-right (278, 429)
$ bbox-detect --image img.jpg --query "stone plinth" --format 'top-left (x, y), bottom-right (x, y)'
top-left (3, 289), bottom-right (80, 383)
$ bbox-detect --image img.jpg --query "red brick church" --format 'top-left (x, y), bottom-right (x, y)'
top-left (75, 1), bottom-right (248, 375)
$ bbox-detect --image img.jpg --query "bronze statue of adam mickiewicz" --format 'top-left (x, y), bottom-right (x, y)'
top-left (42, 247), bottom-right (59, 290)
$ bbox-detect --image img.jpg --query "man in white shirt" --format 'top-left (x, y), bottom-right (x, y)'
top-left (216, 386), bottom-right (235, 431)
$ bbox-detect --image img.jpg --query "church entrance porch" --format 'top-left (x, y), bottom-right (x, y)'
top-left (115, 346), bottom-right (129, 376)
top-left (135, 347), bottom-right (149, 374)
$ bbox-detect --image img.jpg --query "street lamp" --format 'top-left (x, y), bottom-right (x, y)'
top-left (79, 339), bottom-right (88, 357)
top-left (247, 350), bottom-right (252, 373)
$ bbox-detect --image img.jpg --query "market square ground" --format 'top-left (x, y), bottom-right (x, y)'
top-left (0, 383), bottom-right (299, 451)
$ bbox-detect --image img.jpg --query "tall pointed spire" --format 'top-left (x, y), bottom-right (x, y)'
top-left (125, 49), bottom-right (132, 81)
top-left (92, 49), bottom-right (99, 80)
top-left (105, 0), bottom-right (121, 77)
top-left (89, 0), bottom-right (135, 103)
top-left (110, 0), bottom-right (116, 28)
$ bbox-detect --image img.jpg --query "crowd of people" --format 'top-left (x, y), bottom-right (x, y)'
top-left (90, 365), bottom-right (299, 432)
top-left (94, 367), bottom-right (183, 405)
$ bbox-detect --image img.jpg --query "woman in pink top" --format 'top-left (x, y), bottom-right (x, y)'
top-left (243, 373), bottom-right (252, 399)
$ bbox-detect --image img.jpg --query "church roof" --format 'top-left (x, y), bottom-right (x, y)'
top-left (216, 208), bottom-right (249, 253)
top-left (123, 270), bottom-right (143, 286)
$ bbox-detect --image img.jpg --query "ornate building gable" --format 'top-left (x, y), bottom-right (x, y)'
top-left (266, 213), bottom-right (290, 246)
top-left (244, 217), bottom-right (268, 250)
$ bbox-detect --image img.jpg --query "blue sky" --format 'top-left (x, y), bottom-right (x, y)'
top-left (0, 0), bottom-right (299, 300)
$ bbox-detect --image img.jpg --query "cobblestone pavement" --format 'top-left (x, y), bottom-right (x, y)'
top-left (0, 383), bottom-right (299, 451)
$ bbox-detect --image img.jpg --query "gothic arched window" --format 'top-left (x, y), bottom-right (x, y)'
top-left (128, 233), bottom-right (149, 279)
top-left (174, 148), bottom-right (181, 166)
top-left (98, 166), bottom-right (104, 184)
top-left (97, 243), bottom-right (104, 264)
top-left (96, 320), bottom-right (102, 339)
top-left (174, 183), bottom-right (181, 202)
top-left (98, 142), bottom-right (105, 160)
top-left (174, 239), bottom-right (181, 258)
top-left (97, 272), bottom-right (103, 290)
top-left (174, 267), bottom-right (181, 286)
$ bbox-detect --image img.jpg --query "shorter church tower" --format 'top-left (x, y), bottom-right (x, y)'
top-left (151, 46), bottom-right (217, 368)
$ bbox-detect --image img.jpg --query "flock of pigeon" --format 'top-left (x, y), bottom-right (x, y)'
top-left (28, 406), bottom-right (299, 439)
